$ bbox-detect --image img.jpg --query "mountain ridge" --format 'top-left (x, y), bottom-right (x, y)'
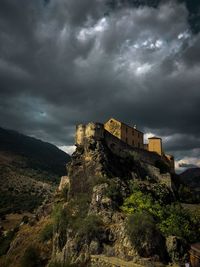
top-left (0, 126), bottom-right (70, 216)
top-left (0, 126), bottom-right (70, 175)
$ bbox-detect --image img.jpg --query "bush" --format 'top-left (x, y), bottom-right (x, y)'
top-left (61, 186), bottom-right (68, 201)
top-left (52, 193), bottom-right (93, 249)
top-left (0, 230), bottom-right (15, 256)
top-left (122, 188), bottom-right (200, 243)
top-left (150, 183), bottom-right (173, 205)
top-left (21, 246), bottom-right (41, 267)
top-left (178, 184), bottom-right (200, 203)
top-left (40, 223), bottom-right (53, 242)
top-left (105, 180), bottom-right (123, 207)
top-left (49, 260), bottom-right (77, 267)
top-left (78, 214), bottom-right (103, 242)
top-left (126, 212), bottom-right (165, 258)
top-left (158, 204), bottom-right (198, 242)
top-left (52, 205), bottom-right (68, 250)
top-left (22, 215), bottom-right (29, 224)
top-left (121, 190), bottom-right (161, 217)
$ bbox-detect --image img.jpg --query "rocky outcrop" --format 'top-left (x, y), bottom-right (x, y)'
top-left (58, 176), bottom-right (70, 191)
top-left (52, 134), bottom-right (177, 266)
top-left (166, 236), bottom-right (189, 263)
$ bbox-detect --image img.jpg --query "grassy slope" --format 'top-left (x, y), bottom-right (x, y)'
top-left (0, 217), bottom-right (53, 267)
top-left (0, 127), bottom-right (70, 216)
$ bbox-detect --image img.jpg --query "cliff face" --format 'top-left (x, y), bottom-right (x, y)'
top-left (52, 134), bottom-right (177, 266)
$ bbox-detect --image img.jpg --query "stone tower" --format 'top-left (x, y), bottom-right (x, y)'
top-left (148, 137), bottom-right (163, 156)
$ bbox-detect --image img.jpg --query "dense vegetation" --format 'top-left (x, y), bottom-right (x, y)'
top-left (122, 185), bottom-right (200, 248)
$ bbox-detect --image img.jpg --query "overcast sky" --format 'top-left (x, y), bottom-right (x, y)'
top-left (0, 0), bottom-right (200, 171)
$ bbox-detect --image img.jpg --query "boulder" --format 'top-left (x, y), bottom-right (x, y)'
top-left (166, 235), bottom-right (188, 263)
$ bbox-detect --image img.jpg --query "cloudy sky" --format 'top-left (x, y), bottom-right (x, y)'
top-left (0, 0), bottom-right (200, 171)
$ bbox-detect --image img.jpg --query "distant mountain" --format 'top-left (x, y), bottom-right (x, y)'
top-left (0, 127), bottom-right (71, 215)
top-left (0, 127), bottom-right (70, 176)
top-left (179, 168), bottom-right (200, 203)
top-left (179, 168), bottom-right (200, 188)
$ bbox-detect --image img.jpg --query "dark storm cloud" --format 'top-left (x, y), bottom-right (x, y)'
top-left (0, 0), bottom-right (200, 167)
top-left (107, 0), bottom-right (200, 33)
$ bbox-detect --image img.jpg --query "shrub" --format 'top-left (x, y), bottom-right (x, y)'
top-left (122, 188), bottom-right (200, 243)
top-left (121, 190), bottom-right (162, 218)
top-left (178, 184), bottom-right (199, 203)
top-left (105, 180), bottom-right (123, 207)
top-left (66, 193), bottom-right (92, 229)
top-left (78, 214), bottom-right (103, 242)
top-left (21, 246), bottom-right (41, 267)
top-left (128, 151), bottom-right (140, 161)
top-left (52, 193), bottom-right (93, 249)
top-left (158, 204), bottom-right (198, 242)
top-left (40, 223), bottom-right (53, 242)
top-left (0, 228), bottom-right (18, 256)
top-left (22, 215), bottom-right (29, 224)
top-left (91, 176), bottom-right (108, 187)
top-left (126, 212), bottom-right (165, 257)
top-left (61, 186), bottom-right (68, 201)
top-left (150, 183), bottom-right (173, 205)
top-left (49, 260), bottom-right (77, 267)
top-left (52, 204), bottom-right (68, 250)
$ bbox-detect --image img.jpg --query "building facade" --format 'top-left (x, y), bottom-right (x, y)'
top-left (104, 118), bottom-right (144, 149)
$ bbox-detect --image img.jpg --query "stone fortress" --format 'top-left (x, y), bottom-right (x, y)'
top-left (75, 117), bottom-right (174, 171)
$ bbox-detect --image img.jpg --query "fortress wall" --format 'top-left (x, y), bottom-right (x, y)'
top-left (104, 130), bottom-right (131, 156)
top-left (165, 154), bottom-right (175, 171)
top-left (104, 130), bottom-right (161, 165)
top-left (75, 122), bottom-right (174, 172)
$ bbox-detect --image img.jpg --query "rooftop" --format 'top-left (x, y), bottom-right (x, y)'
top-left (148, 136), bottom-right (162, 139)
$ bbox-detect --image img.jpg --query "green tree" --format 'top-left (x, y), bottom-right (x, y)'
top-left (158, 204), bottom-right (197, 242)
top-left (121, 188), bottom-right (200, 243)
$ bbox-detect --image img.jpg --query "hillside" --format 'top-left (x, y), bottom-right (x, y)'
top-left (178, 168), bottom-right (200, 203)
top-left (179, 168), bottom-right (200, 187)
top-left (0, 127), bottom-right (70, 216)
top-left (0, 127), bottom-right (70, 176)
top-left (1, 126), bottom-right (199, 267)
